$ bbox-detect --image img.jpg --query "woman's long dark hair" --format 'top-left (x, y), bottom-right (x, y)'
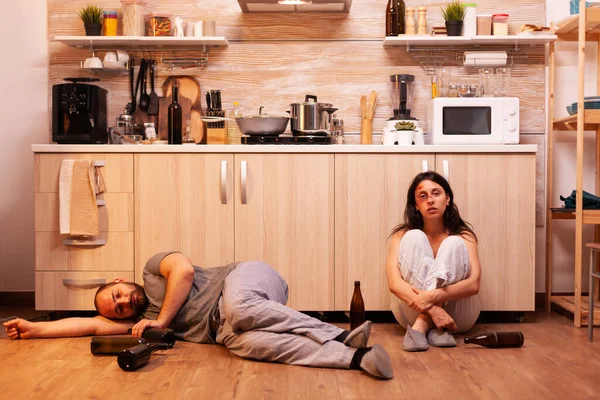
top-left (390, 171), bottom-right (477, 242)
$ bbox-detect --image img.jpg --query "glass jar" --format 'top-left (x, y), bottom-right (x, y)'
top-left (121, 0), bottom-right (146, 36)
top-left (448, 85), bottom-right (459, 98)
top-left (492, 14), bottom-right (509, 36)
top-left (102, 11), bottom-right (118, 36)
top-left (145, 12), bottom-right (172, 36)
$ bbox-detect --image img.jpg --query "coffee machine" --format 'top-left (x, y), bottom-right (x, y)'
top-left (52, 78), bottom-right (108, 144)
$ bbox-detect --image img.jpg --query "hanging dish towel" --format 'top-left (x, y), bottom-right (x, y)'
top-left (59, 160), bottom-right (106, 236)
top-left (560, 190), bottom-right (600, 209)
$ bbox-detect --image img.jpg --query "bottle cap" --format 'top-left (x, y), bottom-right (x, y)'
top-left (233, 101), bottom-right (240, 106)
top-left (354, 280), bottom-right (360, 285)
top-left (463, 3), bottom-right (477, 7)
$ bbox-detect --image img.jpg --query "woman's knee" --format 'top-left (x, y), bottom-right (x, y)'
top-left (401, 229), bottom-right (428, 245)
top-left (438, 235), bottom-right (468, 255)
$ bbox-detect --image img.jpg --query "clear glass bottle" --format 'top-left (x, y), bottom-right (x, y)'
top-left (227, 102), bottom-right (243, 144)
top-left (183, 120), bottom-right (195, 144)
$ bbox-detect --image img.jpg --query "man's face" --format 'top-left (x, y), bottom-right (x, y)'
top-left (96, 282), bottom-right (148, 319)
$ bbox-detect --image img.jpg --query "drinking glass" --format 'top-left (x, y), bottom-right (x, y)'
top-left (495, 67), bottom-right (511, 97)
top-left (437, 67), bottom-right (452, 97)
top-left (479, 68), bottom-right (496, 97)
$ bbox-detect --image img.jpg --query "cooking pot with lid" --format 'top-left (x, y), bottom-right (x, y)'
top-left (236, 106), bottom-right (289, 136)
top-left (289, 95), bottom-right (338, 136)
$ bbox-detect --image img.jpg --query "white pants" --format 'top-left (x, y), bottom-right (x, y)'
top-left (390, 229), bottom-right (481, 333)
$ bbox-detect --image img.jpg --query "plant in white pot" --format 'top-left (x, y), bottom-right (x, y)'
top-left (78, 4), bottom-right (104, 36)
top-left (441, 0), bottom-right (466, 36)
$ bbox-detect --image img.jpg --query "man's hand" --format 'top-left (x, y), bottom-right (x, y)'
top-left (428, 307), bottom-right (457, 331)
top-left (408, 287), bottom-right (438, 312)
top-left (3, 318), bottom-right (36, 340)
top-left (130, 319), bottom-right (165, 338)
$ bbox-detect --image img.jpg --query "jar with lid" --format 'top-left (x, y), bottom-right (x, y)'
top-left (463, 4), bottom-right (477, 37)
top-left (448, 85), bottom-right (459, 98)
top-left (121, 0), bottom-right (146, 36)
top-left (476, 13), bottom-right (492, 35)
top-left (332, 115), bottom-right (344, 144)
top-left (492, 14), bottom-right (509, 36)
top-left (145, 12), bottom-right (172, 36)
top-left (103, 11), bottom-right (118, 36)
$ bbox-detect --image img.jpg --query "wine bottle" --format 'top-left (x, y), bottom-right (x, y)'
top-left (168, 83), bottom-right (183, 144)
top-left (385, 0), bottom-right (399, 36)
top-left (117, 343), bottom-right (171, 371)
top-left (350, 281), bottom-right (366, 330)
top-left (126, 327), bottom-right (177, 348)
top-left (464, 331), bottom-right (524, 348)
top-left (90, 336), bottom-right (147, 355)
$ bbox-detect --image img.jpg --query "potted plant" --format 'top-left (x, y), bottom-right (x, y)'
top-left (78, 5), bottom-right (104, 36)
top-left (441, 0), bottom-right (466, 36)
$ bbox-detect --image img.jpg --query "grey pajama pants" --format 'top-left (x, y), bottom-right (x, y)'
top-left (215, 261), bottom-right (356, 369)
top-left (390, 229), bottom-right (481, 333)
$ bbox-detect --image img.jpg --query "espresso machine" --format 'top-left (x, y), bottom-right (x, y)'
top-left (52, 78), bottom-right (108, 144)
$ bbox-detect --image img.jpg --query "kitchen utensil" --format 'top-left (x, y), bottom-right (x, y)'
top-left (289, 94), bottom-right (336, 136)
top-left (236, 106), bottom-right (289, 136)
top-left (125, 58), bottom-right (135, 115)
top-left (148, 60), bottom-right (159, 115)
top-left (390, 74), bottom-right (416, 120)
top-left (139, 59), bottom-right (150, 111)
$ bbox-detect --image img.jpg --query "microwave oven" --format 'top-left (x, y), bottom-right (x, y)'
top-left (428, 97), bottom-right (519, 145)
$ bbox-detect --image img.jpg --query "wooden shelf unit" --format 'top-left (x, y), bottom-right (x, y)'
top-left (383, 34), bottom-right (557, 49)
top-left (546, 2), bottom-right (600, 327)
top-left (550, 295), bottom-right (600, 326)
top-left (54, 36), bottom-right (229, 48)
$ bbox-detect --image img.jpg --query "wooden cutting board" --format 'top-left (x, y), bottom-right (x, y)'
top-left (162, 76), bottom-right (205, 143)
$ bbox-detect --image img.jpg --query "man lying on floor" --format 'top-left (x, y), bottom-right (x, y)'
top-left (4, 252), bottom-right (393, 380)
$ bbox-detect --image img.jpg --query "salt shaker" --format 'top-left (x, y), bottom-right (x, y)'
top-left (417, 6), bottom-right (427, 35)
top-left (332, 115), bottom-right (345, 144)
top-left (406, 7), bottom-right (416, 35)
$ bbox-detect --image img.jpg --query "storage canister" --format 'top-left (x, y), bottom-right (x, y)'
top-left (463, 4), bottom-right (477, 37)
top-left (477, 13), bottom-right (492, 35)
top-left (492, 14), bottom-right (509, 36)
top-left (121, 0), bottom-right (146, 36)
top-left (145, 12), bottom-right (172, 36)
top-left (103, 11), bottom-right (118, 36)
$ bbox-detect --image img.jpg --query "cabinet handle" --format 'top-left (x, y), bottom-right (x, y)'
top-left (422, 160), bottom-right (428, 172)
top-left (96, 200), bottom-right (106, 206)
top-left (62, 278), bottom-right (106, 288)
top-left (241, 160), bottom-right (247, 205)
top-left (63, 238), bottom-right (107, 246)
top-left (93, 160), bottom-right (105, 167)
top-left (442, 160), bottom-right (449, 181)
top-left (220, 160), bottom-right (227, 205)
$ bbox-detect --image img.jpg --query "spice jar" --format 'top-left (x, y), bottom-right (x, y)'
top-left (103, 11), bottom-right (118, 36)
top-left (121, 0), bottom-right (146, 36)
top-left (145, 12), bottom-right (172, 36)
top-left (492, 14), bottom-right (509, 36)
top-left (448, 84), bottom-right (459, 98)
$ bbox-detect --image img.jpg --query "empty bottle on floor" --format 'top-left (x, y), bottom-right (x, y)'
top-left (350, 281), bottom-right (366, 330)
top-left (117, 342), bottom-right (171, 371)
top-left (464, 331), bottom-right (524, 348)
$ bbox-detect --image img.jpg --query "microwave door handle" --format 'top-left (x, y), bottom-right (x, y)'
top-left (88, 111), bottom-right (95, 128)
top-left (442, 159), bottom-right (449, 181)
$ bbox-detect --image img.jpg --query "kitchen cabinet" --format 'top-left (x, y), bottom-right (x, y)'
top-left (34, 153), bottom-right (134, 310)
top-left (437, 154), bottom-right (536, 311)
top-left (334, 154), bottom-right (434, 310)
top-left (134, 154), bottom-right (234, 283)
top-left (234, 154), bottom-right (335, 310)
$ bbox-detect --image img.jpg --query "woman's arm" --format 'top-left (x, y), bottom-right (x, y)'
top-left (4, 316), bottom-right (134, 340)
top-left (431, 233), bottom-right (481, 303)
top-left (131, 252), bottom-right (194, 337)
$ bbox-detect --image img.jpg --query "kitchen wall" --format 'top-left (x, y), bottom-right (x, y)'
top-left (545, 0), bottom-right (598, 293)
top-left (0, 1), bottom-right (48, 293)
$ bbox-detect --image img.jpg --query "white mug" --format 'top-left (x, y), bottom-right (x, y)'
top-left (203, 20), bottom-right (216, 36)
top-left (103, 52), bottom-right (118, 63)
top-left (194, 21), bottom-right (204, 37)
top-left (185, 21), bottom-right (195, 37)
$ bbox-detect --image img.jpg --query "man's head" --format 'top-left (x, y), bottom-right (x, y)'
top-left (94, 279), bottom-right (149, 319)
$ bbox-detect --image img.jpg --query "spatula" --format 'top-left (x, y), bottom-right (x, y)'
top-left (147, 60), bottom-right (159, 116)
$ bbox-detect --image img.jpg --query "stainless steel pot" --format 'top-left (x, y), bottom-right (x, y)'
top-left (289, 95), bottom-right (338, 136)
top-left (236, 106), bottom-right (289, 136)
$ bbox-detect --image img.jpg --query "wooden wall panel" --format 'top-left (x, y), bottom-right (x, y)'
top-left (47, 0), bottom-right (547, 136)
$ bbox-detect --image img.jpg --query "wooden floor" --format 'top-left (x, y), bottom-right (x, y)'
top-left (2, 308), bottom-right (600, 400)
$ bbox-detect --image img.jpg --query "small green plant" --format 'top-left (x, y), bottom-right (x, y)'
top-left (440, 0), bottom-right (466, 21)
top-left (395, 121), bottom-right (416, 131)
top-left (78, 4), bottom-right (104, 25)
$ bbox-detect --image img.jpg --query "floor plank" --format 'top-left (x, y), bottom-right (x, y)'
top-left (1, 309), bottom-right (600, 400)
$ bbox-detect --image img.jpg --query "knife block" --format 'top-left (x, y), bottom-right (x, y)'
top-left (206, 110), bottom-right (226, 144)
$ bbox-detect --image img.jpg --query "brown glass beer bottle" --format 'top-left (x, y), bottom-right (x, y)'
top-left (464, 331), bottom-right (524, 348)
top-left (350, 281), bottom-right (366, 330)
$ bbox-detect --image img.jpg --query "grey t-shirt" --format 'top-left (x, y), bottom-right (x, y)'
top-left (142, 252), bottom-right (238, 344)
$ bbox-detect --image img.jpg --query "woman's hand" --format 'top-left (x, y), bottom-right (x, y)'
top-left (130, 319), bottom-right (165, 338)
top-left (428, 307), bottom-right (457, 331)
top-left (408, 287), bottom-right (438, 312)
top-left (3, 318), bottom-right (36, 340)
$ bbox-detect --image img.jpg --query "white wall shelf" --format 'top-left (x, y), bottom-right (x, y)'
top-left (54, 36), bottom-right (229, 49)
top-left (383, 34), bottom-right (556, 50)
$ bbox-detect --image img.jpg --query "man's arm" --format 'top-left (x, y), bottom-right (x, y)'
top-left (131, 252), bottom-right (194, 337)
top-left (4, 316), bottom-right (134, 340)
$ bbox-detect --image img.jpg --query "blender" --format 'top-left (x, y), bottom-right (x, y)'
top-left (384, 74), bottom-right (424, 145)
